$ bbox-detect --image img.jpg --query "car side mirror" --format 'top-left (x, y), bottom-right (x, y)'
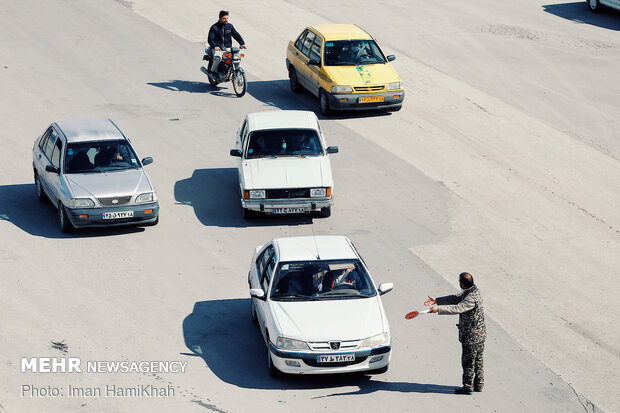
top-left (308, 58), bottom-right (321, 66)
top-left (326, 146), bottom-right (339, 154)
top-left (249, 289), bottom-right (266, 300)
top-left (387, 55), bottom-right (396, 62)
top-left (378, 283), bottom-right (393, 295)
top-left (45, 165), bottom-right (60, 174)
top-left (141, 157), bottom-right (153, 166)
top-left (230, 149), bottom-right (242, 157)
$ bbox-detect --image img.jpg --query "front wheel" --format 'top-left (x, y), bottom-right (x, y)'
top-left (58, 203), bottom-right (74, 233)
top-left (35, 173), bottom-right (47, 202)
top-left (588, 0), bottom-right (600, 11)
top-left (233, 69), bottom-right (247, 97)
top-left (320, 206), bottom-right (331, 218)
top-left (267, 348), bottom-right (281, 377)
top-left (319, 89), bottom-right (332, 116)
top-left (368, 364), bottom-right (389, 374)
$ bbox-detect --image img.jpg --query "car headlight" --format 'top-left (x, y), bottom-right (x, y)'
top-left (361, 332), bottom-right (390, 348)
top-left (68, 198), bottom-right (95, 209)
top-left (136, 192), bottom-right (155, 204)
top-left (310, 188), bottom-right (327, 197)
top-left (386, 82), bottom-right (401, 90)
top-left (331, 85), bottom-right (353, 94)
top-left (275, 337), bottom-right (309, 350)
top-left (249, 190), bottom-right (266, 199)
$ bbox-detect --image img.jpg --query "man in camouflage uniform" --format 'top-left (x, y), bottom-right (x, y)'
top-left (425, 272), bottom-right (486, 395)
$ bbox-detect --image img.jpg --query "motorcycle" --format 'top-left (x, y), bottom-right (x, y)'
top-left (201, 47), bottom-right (247, 97)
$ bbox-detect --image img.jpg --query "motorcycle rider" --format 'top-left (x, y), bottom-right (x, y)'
top-left (205, 10), bottom-right (247, 79)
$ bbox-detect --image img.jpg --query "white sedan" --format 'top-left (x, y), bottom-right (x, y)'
top-left (230, 110), bottom-right (338, 218)
top-left (248, 236), bottom-right (393, 375)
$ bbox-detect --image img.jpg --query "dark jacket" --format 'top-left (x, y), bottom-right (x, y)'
top-left (436, 286), bottom-right (486, 344)
top-left (208, 21), bottom-right (245, 49)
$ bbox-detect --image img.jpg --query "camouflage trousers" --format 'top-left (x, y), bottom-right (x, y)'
top-left (461, 342), bottom-right (484, 390)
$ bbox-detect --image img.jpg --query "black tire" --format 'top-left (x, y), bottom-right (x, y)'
top-left (588, 0), bottom-right (600, 11)
top-left (289, 67), bottom-right (303, 93)
top-left (388, 104), bottom-right (402, 112)
top-left (233, 70), bottom-right (247, 97)
top-left (267, 347), bottom-right (281, 377)
top-left (207, 69), bottom-right (219, 86)
top-left (320, 206), bottom-right (331, 218)
top-left (58, 202), bottom-right (74, 233)
top-left (319, 89), bottom-right (332, 116)
top-left (250, 298), bottom-right (258, 325)
top-left (242, 208), bottom-right (256, 220)
top-left (35, 173), bottom-right (47, 202)
top-left (368, 364), bottom-right (389, 374)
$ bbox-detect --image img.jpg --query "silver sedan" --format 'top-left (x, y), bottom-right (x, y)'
top-left (32, 118), bottom-right (159, 232)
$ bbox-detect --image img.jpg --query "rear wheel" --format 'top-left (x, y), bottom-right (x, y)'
top-left (35, 173), bottom-right (47, 202)
top-left (319, 89), bottom-right (332, 116)
top-left (289, 67), bottom-right (303, 93)
top-left (588, 0), bottom-right (600, 11)
top-left (233, 70), bottom-right (247, 97)
top-left (58, 202), bottom-right (74, 233)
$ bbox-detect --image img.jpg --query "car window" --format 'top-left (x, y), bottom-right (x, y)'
top-left (64, 140), bottom-right (140, 173)
top-left (309, 37), bottom-right (322, 63)
top-left (50, 137), bottom-right (63, 168)
top-left (300, 31), bottom-right (316, 57)
top-left (262, 253), bottom-right (276, 292)
top-left (43, 130), bottom-right (57, 160)
top-left (271, 259), bottom-right (376, 300)
top-left (246, 129), bottom-right (322, 158)
top-left (294, 30), bottom-right (307, 50)
top-left (39, 128), bottom-right (52, 153)
top-left (256, 245), bottom-right (274, 276)
top-left (324, 39), bottom-right (387, 66)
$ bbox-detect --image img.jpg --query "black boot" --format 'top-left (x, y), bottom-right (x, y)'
top-left (454, 386), bottom-right (473, 395)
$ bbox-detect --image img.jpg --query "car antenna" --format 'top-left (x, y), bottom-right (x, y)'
top-left (311, 226), bottom-right (321, 260)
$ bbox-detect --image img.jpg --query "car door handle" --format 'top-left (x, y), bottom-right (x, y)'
top-left (38, 154), bottom-right (41, 159)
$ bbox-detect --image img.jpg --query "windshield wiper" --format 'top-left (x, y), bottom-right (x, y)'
top-left (272, 293), bottom-right (318, 301)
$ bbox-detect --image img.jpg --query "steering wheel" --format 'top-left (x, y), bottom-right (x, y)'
top-left (333, 282), bottom-right (356, 290)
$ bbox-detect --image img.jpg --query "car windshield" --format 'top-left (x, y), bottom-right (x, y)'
top-left (246, 129), bottom-right (322, 159)
top-left (270, 260), bottom-right (377, 301)
top-left (323, 40), bottom-right (387, 66)
top-left (64, 140), bottom-right (140, 173)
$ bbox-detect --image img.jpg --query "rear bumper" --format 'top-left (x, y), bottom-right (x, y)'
top-left (241, 197), bottom-right (332, 214)
top-left (65, 202), bottom-right (159, 227)
top-left (328, 90), bottom-right (404, 111)
top-left (269, 343), bottom-right (391, 374)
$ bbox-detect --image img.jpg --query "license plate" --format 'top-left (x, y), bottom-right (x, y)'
top-left (102, 211), bottom-right (134, 220)
top-left (273, 207), bottom-right (305, 214)
top-left (359, 96), bottom-right (384, 103)
top-left (316, 354), bottom-right (356, 363)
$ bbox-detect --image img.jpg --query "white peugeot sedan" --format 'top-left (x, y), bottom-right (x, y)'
top-left (32, 118), bottom-right (159, 232)
top-left (248, 236), bottom-right (393, 376)
top-left (230, 111), bottom-right (338, 219)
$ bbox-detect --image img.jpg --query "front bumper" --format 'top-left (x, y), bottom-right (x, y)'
top-left (241, 197), bottom-right (332, 214)
top-left (65, 202), bottom-right (159, 228)
top-left (269, 343), bottom-right (391, 374)
top-left (328, 90), bottom-right (405, 111)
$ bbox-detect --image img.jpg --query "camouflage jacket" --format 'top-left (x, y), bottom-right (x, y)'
top-left (437, 286), bottom-right (486, 344)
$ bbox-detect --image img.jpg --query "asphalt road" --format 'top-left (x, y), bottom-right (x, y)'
top-left (1, 0), bottom-right (617, 412)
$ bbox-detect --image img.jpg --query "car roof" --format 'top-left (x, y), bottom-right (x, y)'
top-left (309, 24), bottom-right (373, 41)
top-left (54, 118), bottom-right (126, 143)
top-left (246, 110), bottom-right (319, 132)
top-left (274, 236), bottom-right (358, 262)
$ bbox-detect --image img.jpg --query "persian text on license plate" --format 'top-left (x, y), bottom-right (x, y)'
top-left (102, 211), bottom-right (134, 220)
top-left (316, 354), bottom-right (356, 363)
top-left (359, 96), bottom-right (384, 103)
top-left (273, 207), bottom-right (305, 214)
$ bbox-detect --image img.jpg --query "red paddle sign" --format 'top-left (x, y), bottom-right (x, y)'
top-left (405, 309), bottom-right (430, 319)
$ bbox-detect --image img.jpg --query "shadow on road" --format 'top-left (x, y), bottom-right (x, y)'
top-left (542, 2), bottom-right (620, 30)
top-left (182, 298), bottom-right (455, 393)
top-left (173, 168), bottom-right (312, 227)
top-left (146, 80), bottom-right (209, 93)
top-left (246, 80), bottom-right (392, 120)
top-left (0, 184), bottom-right (145, 238)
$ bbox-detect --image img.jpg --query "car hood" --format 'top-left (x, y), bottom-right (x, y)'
top-left (270, 297), bottom-right (384, 341)
top-left (325, 63), bottom-right (400, 87)
top-left (64, 169), bottom-right (152, 199)
top-left (242, 156), bottom-right (332, 189)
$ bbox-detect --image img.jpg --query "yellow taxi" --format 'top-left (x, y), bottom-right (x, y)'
top-left (286, 24), bottom-right (404, 115)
